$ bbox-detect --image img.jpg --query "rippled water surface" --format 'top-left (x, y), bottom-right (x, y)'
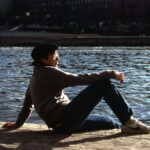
top-left (0, 47), bottom-right (150, 124)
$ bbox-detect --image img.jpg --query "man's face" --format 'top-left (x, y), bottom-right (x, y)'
top-left (42, 51), bottom-right (59, 67)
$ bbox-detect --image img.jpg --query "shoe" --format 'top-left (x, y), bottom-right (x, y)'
top-left (121, 117), bottom-right (150, 134)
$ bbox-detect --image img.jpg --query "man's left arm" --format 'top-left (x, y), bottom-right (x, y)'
top-left (15, 86), bottom-right (33, 127)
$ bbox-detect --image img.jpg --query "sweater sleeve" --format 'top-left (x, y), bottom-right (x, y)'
top-left (50, 67), bottom-right (117, 87)
top-left (16, 86), bottom-right (33, 126)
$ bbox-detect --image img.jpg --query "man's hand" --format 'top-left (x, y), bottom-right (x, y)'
top-left (115, 71), bottom-right (125, 83)
top-left (2, 122), bottom-right (20, 129)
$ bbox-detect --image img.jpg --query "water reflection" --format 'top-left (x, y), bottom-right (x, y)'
top-left (0, 47), bottom-right (150, 124)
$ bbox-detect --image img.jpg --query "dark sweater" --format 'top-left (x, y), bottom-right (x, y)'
top-left (16, 66), bottom-right (116, 127)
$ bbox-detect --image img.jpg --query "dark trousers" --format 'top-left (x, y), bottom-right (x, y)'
top-left (54, 79), bottom-right (133, 133)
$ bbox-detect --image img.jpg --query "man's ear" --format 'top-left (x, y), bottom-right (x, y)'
top-left (41, 58), bottom-right (48, 64)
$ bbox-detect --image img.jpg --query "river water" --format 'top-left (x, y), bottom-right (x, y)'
top-left (0, 47), bottom-right (150, 124)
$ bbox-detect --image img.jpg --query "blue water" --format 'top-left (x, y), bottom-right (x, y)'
top-left (0, 47), bottom-right (150, 124)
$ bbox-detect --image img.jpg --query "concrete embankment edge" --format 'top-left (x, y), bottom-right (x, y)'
top-left (1, 32), bottom-right (150, 46)
top-left (0, 122), bottom-right (150, 150)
